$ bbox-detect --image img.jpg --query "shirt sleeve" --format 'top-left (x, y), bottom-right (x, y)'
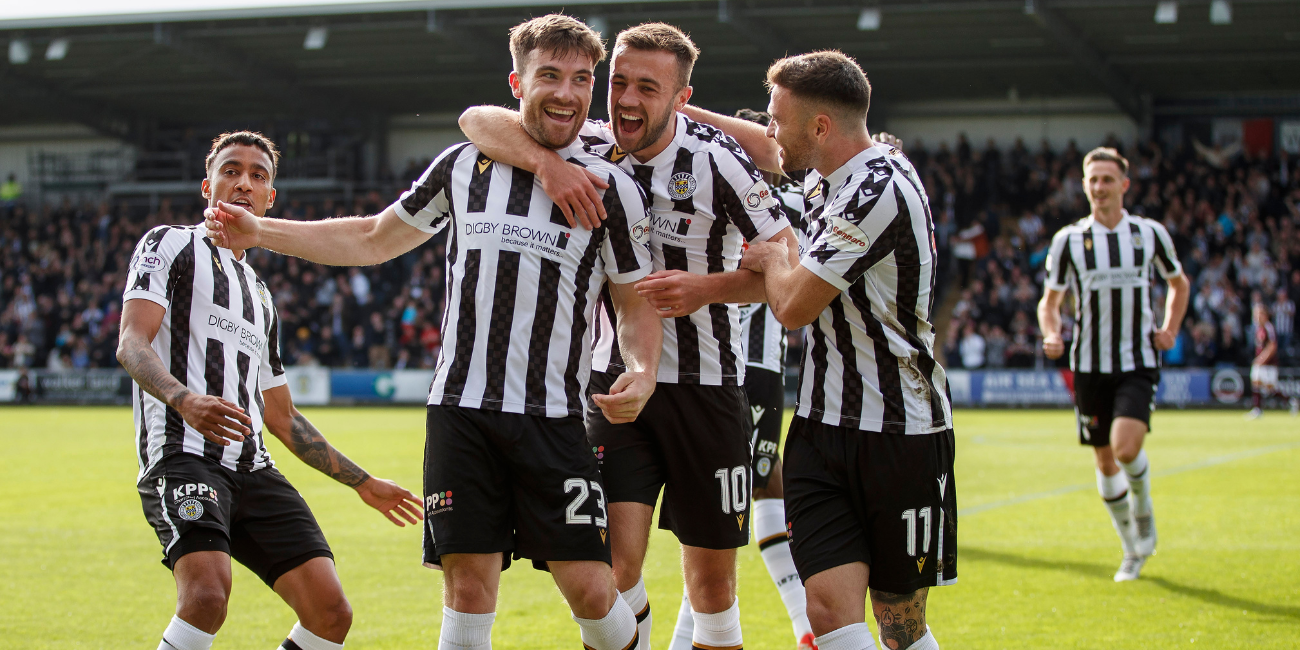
top-left (710, 147), bottom-right (790, 244)
top-left (259, 301), bottom-right (288, 390)
top-left (1044, 229), bottom-right (1075, 292)
top-left (799, 167), bottom-right (905, 291)
top-left (1149, 221), bottom-right (1184, 279)
top-left (391, 142), bottom-right (470, 234)
top-left (599, 169), bottom-right (654, 285)
top-left (122, 226), bottom-right (184, 308)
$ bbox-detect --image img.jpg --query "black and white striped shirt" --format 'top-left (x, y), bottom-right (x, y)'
top-left (792, 146), bottom-right (952, 434)
top-left (582, 114), bottom-right (791, 386)
top-left (124, 225), bottom-right (286, 480)
top-left (738, 181), bottom-right (803, 375)
top-left (395, 139), bottom-right (653, 418)
top-left (1045, 211), bottom-right (1183, 374)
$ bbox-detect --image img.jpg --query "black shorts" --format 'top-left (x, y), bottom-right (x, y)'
top-left (745, 367), bottom-right (785, 491)
top-left (1073, 369), bottom-right (1159, 447)
top-left (422, 405), bottom-right (611, 571)
top-left (783, 417), bottom-right (958, 594)
top-left (586, 371), bottom-right (752, 550)
top-left (138, 453), bottom-right (333, 588)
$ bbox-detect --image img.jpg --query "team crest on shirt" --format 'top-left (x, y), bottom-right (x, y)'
top-left (668, 172), bottom-right (697, 200)
top-left (255, 283), bottom-right (272, 308)
top-left (177, 498), bottom-right (204, 521)
top-left (1132, 234), bottom-right (1145, 249)
top-left (756, 457), bottom-right (772, 477)
top-left (826, 216), bottom-right (871, 253)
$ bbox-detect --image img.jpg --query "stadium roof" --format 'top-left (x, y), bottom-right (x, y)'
top-left (2, 0), bottom-right (1298, 142)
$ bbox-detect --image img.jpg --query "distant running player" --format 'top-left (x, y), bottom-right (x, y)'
top-left (1038, 147), bottom-right (1190, 581)
top-left (119, 131), bottom-right (422, 650)
top-left (1246, 302), bottom-right (1297, 418)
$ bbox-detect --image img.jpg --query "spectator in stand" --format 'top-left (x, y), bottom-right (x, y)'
top-left (1275, 288), bottom-right (1295, 360)
top-left (959, 321), bottom-right (986, 369)
top-left (984, 326), bottom-right (1009, 368)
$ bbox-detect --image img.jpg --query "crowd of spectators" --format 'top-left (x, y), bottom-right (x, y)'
top-left (920, 134), bottom-right (1299, 370)
top-left (2, 133), bottom-right (1298, 374)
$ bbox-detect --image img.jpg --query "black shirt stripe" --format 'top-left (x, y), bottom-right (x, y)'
top-left (440, 249), bottom-right (481, 405)
top-left (481, 250), bottom-right (521, 406)
top-left (524, 258), bottom-right (563, 415)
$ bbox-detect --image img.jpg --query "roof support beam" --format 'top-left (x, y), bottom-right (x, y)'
top-left (1026, 0), bottom-right (1149, 125)
top-left (0, 69), bottom-right (145, 143)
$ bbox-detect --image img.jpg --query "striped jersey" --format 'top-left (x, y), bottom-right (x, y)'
top-left (1254, 321), bottom-right (1278, 366)
top-left (1044, 211), bottom-right (1183, 374)
top-left (123, 225), bottom-right (286, 481)
top-left (394, 138), bottom-right (653, 418)
top-left (582, 113), bottom-right (791, 386)
top-left (792, 146), bottom-right (952, 434)
top-left (738, 181), bottom-right (803, 374)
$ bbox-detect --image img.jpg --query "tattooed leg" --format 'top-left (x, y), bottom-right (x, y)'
top-left (870, 587), bottom-right (928, 650)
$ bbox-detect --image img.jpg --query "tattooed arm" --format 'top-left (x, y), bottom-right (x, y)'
top-left (870, 587), bottom-right (929, 650)
top-left (262, 384), bottom-right (423, 526)
top-left (117, 298), bottom-right (251, 444)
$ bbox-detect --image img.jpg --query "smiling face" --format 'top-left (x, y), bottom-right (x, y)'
top-left (1083, 160), bottom-right (1130, 215)
top-left (608, 47), bottom-right (690, 157)
top-left (766, 85), bottom-right (817, 174)
top-left (201, 144), bottom-right (275, 217)
top-left (511, 48), bottom-right (596, 150)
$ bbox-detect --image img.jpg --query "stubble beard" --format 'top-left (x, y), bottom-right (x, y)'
top-left (617, 100), bottom-right (676, 155)
top-left (522, 96), bottom-right (588, 150)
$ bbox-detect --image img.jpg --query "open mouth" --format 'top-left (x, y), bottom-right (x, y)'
top-left (229, 197), bottom-right (254, 210)
top-left (544, 106), bottom-right (577, 123)
top-left (615, 110), bottom-right (645, 136)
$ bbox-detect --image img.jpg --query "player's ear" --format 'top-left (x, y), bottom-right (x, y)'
top-left (509, 71), bottom-right (523, 99)
top-left (675, 85), bottom-right (693, 111)
top-left (266, 187), bottom-right (276, 210)
top-left (201, 179), bottom-right (211, 200)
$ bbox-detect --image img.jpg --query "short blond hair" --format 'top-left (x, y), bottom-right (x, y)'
top-left (1083, 147), bottom-right (1129, 176)
top-left (508, 14), bottom-right (607, 74)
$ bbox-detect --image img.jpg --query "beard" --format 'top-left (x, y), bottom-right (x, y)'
top-left (521, 94), bottom-right (589, 150)
top-left (777, 133), bottom-right (815, 174)
top-left (613, 99), bottom-right (676, 155)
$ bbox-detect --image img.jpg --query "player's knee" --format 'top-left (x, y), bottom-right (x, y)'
top-left (177, 585), bottom-right (229, 627)
top-left (687, 579), bottom-right (737, 614)
top-left (568, 583), bottom-right (617, 619)
top-left (446, 580), bottom-right (497, 613)
top-left (309, 595), bottom-right (353, 637)
top-left (803, 590), bottom-right (841, 634)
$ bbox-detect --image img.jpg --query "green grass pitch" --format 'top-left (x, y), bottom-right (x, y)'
top-left (1, 406), bottom-right (1297, 648)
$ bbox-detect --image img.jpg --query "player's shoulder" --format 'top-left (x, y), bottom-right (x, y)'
top-left (136, 223), bottom-right (197, 252)
top-left (680, 115), bottom-right (754, 162)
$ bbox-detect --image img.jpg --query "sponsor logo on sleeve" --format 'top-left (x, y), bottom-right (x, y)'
top-left (743, 181), bottom-right (779, 211)
top-left (133, 252), bottom-right (166, 274)
top-left (630, 216), bottom-right (652, 245)
top-left (825, 216), bottom-right (871, 253)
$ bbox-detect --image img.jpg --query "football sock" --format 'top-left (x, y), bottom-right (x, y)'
top-left (1252, 391), bottom-right (1262, 409)
top-left (690, 599), bottom-right (742, 650)
top-left (621, 577), bottom-right (652, 649)
top-left (573, 597), bottom-right (638, 650)
top-left (1119, 450), bottom-right (1152, 516)
top-left (815, 623), bottom-right (875, 650)
top-left (668, 592), bottom-right (694, 650)
top-left (1097, 468), bottom-right (1136, 555)
top-left (158, 616), bottom-right (215, 650)
top-left (892, 627), bottom-right (938, 650)
top-left (438, 607), bottom-right (495, 650)
top-left (280, 621), bottom-right (343, 650)
top-left (754, 498), bottom-right (812, 642)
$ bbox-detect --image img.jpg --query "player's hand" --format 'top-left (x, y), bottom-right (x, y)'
top-left (204, 201), bottom-right (263, 250)
top-left (177, 393), bottom-right (251, 445)
top-left (741, 239), bottom-right (787, 273)
top-left (355, 477), bottom-right (424, 527)
top-left (591, 370), bottom-right (656, 424)
top-left (635, 270), bottom-right (708, 318)
top-left (876, 132), bottom-right (904, 150)
top-left (1042, 334), bottom-right (1065, 359)
top-left (1153, 328), bottom-right (1177, 351)
top-left (538, 161), bottom-right (609, 231)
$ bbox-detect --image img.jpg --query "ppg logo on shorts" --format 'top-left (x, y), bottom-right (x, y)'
top-left (177, 498), bottom-right (205, 521)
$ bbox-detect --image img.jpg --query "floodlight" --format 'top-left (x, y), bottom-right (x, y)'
top-left (9, 39), bottom-right (30, 64)
top-left (1210, 0), bottom-right (1232, 25)
top-left (304, 26), bottom-right (328, 50)
top-left (1154, 1), bottom-right (1178, 24)
top-left (858, 8), bottom-right (882, 31)
top-left (45, 38), bottom-right (69, 61)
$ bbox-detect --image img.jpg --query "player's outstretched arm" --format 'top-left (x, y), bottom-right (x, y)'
top-left (1037, 288), bottom-right (1067, 359)
top-left (118, 299), bottom-right (252, 444)
top-left (205, 202), bottom-right (432, 267)
top-left (739, 237), bottom-right (840, 329)
top-left (459, 105), bottom-right (607, 229)
top-left (634, 226), bottom-right (801, 318)
top-left (680, 105), bottom-right (781, 174)
top-left (262, 384), bottom-right (423, 527)
top-left (1154, 273), bottom-right (1190, 350)
top-left (591, 280), bottom-right (663, 424)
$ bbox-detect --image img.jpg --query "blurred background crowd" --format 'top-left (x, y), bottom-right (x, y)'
top-left (1, 134), bottom-right (1297, 372)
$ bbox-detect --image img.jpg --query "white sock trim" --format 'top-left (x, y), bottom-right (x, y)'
top-left (160, 616), bottom-right (215, 650)
top-left (621, 577), bottom-right (649, 617)
top-left (1096, 468), bottom-right (1128, 501)
top-left (815, 622), bottom-right (875, 650)
top-left (1119, 450), bottom-right (1149, 480)
top-left (573, 598), bottom-right (637, 650)
top-left (287, 621), bottom-right (344, 650)
top-left (691, 599), bottom-right (742, 647)
top-left (440, 607), bottom-right (495, 649)
top-left (753, 498), bottom-right (787, 544)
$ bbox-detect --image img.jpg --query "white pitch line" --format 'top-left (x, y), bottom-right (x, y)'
top-left (958, 441), bottom-right (1300, 517)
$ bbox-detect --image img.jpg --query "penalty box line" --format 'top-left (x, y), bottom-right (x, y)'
top-left (958, 440), bottom-right (1300, 517)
